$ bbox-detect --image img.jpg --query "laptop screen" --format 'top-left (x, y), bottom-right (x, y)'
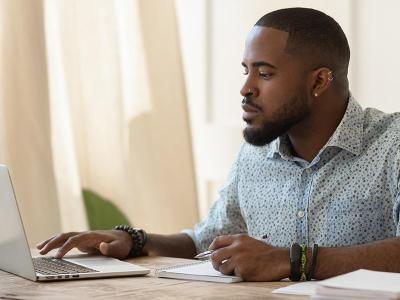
top-left (0, 165), bottom-right (37, 281)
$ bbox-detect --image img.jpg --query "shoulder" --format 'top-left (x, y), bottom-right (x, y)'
top-left (362, 108), bottom-right (400, 150)
top-left (360, 108), bottom-right (400, 182)
top-left (363, 107), bottom-right (400, 128)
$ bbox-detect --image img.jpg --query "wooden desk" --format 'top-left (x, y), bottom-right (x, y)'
top-left (0, 255), bottom-right (308, 299)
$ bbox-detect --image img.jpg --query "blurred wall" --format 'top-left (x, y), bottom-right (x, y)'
top-left (351, 0), bottom-right (400, 111)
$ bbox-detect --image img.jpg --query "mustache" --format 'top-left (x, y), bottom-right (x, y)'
top-left (241, 96), bottom-right (262, 111)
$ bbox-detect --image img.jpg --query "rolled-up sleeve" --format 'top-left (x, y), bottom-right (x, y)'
top-left (185, 146), bottom-right (247, 253)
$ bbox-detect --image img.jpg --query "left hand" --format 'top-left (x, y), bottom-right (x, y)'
top-left (209, 234), bottom-right (290, 281)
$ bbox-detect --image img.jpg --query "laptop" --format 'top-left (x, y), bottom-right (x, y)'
top-left (0, 164), bottom-right (150, 281)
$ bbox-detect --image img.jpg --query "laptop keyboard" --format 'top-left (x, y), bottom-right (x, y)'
top-left (33, 257), bottom-right (99, 275)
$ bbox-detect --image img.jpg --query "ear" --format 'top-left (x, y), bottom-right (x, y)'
top-left (310, 67), bottom-right (334, 98)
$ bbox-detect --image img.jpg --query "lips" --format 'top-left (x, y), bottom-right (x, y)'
top-left (242, 103), bottom-right (260, 122)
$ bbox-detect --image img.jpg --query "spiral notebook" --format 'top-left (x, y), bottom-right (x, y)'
top-left (155, 260), bottom-right (242, 283)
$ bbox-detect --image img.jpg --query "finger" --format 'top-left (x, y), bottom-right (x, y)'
top-left (99, 242), bottom-right (110, 255)
top-left (55, 232), bottom-right (115, 258)
top-left (218, 259), bottom-right (236, 276)
top-left (210, 247), bottom-right (233, 270)
top-left (39, 232), bottom-right (78, 255)
top-left (36, 235), bottom-right (56, 250)
top-left (55, 233), bottom-right (90, 258)
top-left (99, 240), bottom-right (129, 259)
top-left (209, 235), bottom-right (234, 250)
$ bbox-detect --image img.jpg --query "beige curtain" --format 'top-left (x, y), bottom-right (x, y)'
top-left (0, 0), bottom-right (198, 246)
top-left (0, 0), bottom-right (62, 245)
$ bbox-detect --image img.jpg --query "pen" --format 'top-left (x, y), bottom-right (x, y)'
top-left (194, 250), bottom-right (214, 260)
top-left (194, 234), bottom-right (268, 259)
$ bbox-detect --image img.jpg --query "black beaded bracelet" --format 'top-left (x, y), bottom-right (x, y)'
top-left (114, 225), bottom-right (147, 257)
top-left (289, 243), bottom-right (301, 281)
top-left (307, 243), bottom-right (319, 281)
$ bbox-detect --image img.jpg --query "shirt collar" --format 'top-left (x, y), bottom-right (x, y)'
top-left (324, 95), bottom-right (363, 155)
top-left (265, 135), bottom-right (290, 159)
top-left (265, 94), bottom-right (363, 159)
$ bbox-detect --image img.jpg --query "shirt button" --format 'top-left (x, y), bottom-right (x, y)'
top-left (306, 168), bottom-right (312, 174)
top-left (297, 210), bottom-right (305, 218)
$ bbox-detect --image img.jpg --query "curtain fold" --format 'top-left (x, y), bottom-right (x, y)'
top-left (44, 0), bottom-right (88, 232)
top-left (0, 0), bottom-right (61, 244)
top-left (0, 0), bottom-right (198, 245)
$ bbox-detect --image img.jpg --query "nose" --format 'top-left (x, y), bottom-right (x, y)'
top-left (240, 85), bottom-right (258, 98)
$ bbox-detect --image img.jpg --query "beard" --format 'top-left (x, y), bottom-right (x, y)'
top-left (243, 93), bottom-right (310, 147)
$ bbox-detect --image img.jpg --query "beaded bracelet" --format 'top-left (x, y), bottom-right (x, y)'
top-left (289, 243), bottom-right (301, 281)
top-left (114, 225), bottom-right (147, 257)
top-left (300, 244), bottom-right (307, 281)
top-left (307, 243), bottom-right (319, 281)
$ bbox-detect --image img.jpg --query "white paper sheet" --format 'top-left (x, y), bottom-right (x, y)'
top-left (272, 281), bottom-right (317, 296)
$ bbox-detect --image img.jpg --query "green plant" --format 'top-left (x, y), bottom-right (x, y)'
top-left (82, 189), bottom-right (131, 230)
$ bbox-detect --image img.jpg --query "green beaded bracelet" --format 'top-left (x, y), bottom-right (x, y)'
top-left (300, 244), bottom-right (307, 281)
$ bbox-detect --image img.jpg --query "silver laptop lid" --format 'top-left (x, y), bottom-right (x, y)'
top-left (0, 165), bottom-right (36, 281)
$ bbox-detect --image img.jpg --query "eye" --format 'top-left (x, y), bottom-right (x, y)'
top-left (259, 72), bottom-right (272, 79)
top-left (243, 69), bottom-right (249, 75)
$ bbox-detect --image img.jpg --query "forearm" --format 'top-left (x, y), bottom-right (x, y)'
top-left (312, 237), bottom-right (400, 280)
top-left (142, 233), bottom-right (197, 259)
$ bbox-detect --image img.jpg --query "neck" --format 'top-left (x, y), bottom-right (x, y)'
top-left (287, 93), bottom-right (349, 162)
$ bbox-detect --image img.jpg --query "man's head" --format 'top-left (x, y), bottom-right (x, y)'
top-left (241, 7), bottom-right (350, 146)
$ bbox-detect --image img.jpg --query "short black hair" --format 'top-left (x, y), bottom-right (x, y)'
top-left (255, 8), bottom-right (350, 85)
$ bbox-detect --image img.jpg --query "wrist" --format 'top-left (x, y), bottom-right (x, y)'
top-left (277, 247), bottom-right (291, 279)
top-left (142, 233), bottom-right (153, 256)
top-left (114, 225), bottom-right (147, 257)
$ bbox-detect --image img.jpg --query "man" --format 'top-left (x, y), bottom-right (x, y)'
top-left (37, 8), bottom-right (400, 281)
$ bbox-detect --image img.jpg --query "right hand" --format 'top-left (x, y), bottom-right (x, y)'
top-left (36, 230), bottom-right (133, 259)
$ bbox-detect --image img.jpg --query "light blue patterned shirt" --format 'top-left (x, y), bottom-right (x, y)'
top-left (188, 96), bottom-right (400, 253)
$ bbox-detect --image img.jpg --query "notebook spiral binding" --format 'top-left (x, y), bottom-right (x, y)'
top-left (154, 260), bottom-right (209, 276)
